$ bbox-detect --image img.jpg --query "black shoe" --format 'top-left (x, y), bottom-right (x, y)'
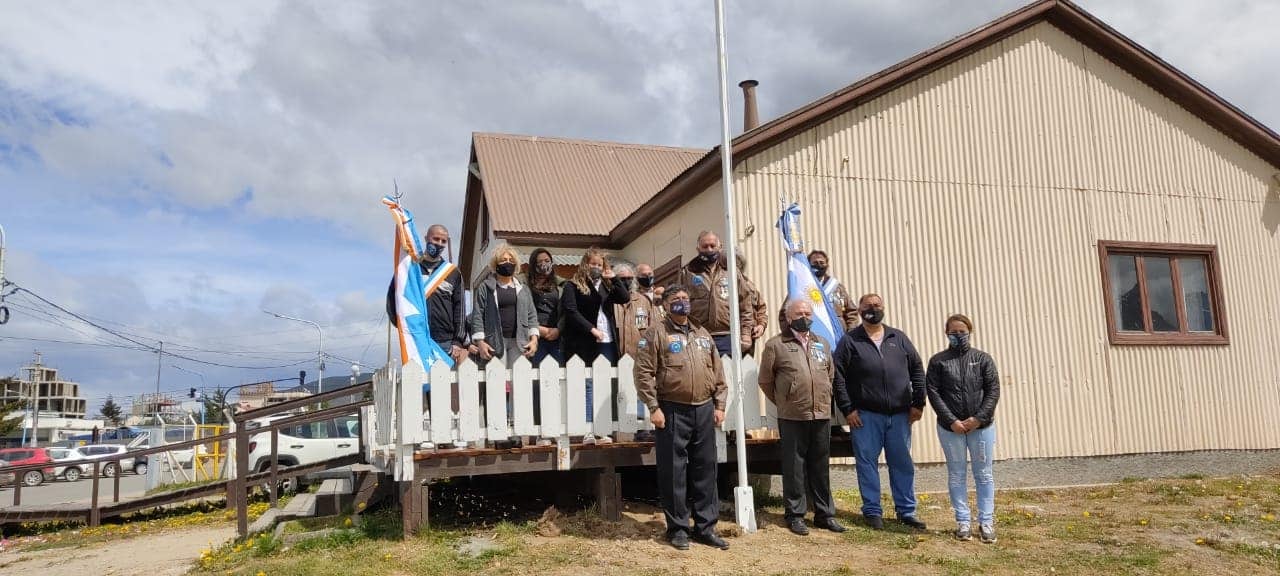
top-left (668, 532), bottom-right (690, 550)
top-left (787, 518), bottom-right (810, 536)
top-left (814, 518), bottom-right (847, 533)
top-left (864, 515), bottom-right (885, 530)
top-left (693, 533), bottom-right (730, 550)
top-left (899, 516), bottom-right (928, 531)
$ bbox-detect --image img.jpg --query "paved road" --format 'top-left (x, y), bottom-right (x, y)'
top-left (1, 473), bottom-right (148, 507)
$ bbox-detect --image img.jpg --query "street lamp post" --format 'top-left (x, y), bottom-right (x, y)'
top-left (172, 364), bottom-right (208, 425)
top-left (263, 310), bottom-right (324, 394)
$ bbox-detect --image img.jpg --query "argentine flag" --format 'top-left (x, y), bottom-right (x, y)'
top-left (383, 196), bottom-right (453, 381)
top-left (777, 203), bottom-right (843, 346)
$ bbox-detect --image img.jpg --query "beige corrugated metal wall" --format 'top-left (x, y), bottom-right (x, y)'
top-left (638, 22), bottom-right (1280, 463)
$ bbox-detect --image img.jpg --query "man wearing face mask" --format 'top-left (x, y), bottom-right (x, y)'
top-left (681, 231), bottom-right (755, 357)
top-left (833, 293), bottom-right (927, 531)
top-left (759, 299), bottom-right (845, 536)
top-left (613, 260), bottom-right (659, 441)
top-left (635, 285), bottom-right (729, 551)
top-left (636, 263), bottom-right (663, 310)
top-left (808, 250), bottom-right (858, 331)
top-left (385, 224), bottom-right (468, 365)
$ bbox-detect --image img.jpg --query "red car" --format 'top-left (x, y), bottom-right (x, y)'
top-left (0, 447), bottom-right (56, 487)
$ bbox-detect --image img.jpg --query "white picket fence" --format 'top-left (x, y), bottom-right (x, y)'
top-left (366, 354), bottom-right (781, 481)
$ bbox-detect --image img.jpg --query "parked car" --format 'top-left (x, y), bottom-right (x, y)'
top-left (0, 461), bottom-right (14, 487)
top-left (0, 447), bottom-right (56, 487)
top-left (246, 414), bottom-right (359, 489)
top-left (75, 444), bottom-right (145, 477)
top-left (46, 447), bottom-right (91, 482)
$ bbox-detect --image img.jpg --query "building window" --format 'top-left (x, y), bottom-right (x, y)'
top-left (1098, 241), bottom-right (1227, 345)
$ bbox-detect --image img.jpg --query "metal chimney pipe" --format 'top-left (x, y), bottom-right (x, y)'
top-left (739, 79), bottom-right (759, 132)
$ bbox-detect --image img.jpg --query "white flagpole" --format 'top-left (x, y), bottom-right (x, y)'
top-left (714, 0), bottom-right (756, 533)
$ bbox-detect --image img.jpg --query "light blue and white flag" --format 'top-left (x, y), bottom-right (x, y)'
top-left (383, 196), bottom-right (454, 384)
top-left (776, 203), bottom-right (843, 346)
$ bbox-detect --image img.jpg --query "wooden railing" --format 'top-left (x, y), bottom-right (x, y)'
top-left (368, 355), bottom-right (793, 481)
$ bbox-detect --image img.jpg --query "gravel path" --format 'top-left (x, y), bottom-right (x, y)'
top-left (0, 525), bottom-right (234, 576)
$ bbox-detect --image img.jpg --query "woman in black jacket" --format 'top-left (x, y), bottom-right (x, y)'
top-left (925, 313), bottom-right (1001, 544)
top-left (526, 248), bottom-right (563, 365)
top-left (560, 248), bottom-right (629, 443)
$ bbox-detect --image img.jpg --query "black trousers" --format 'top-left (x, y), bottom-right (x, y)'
top-left (779, 418), bottom-right (836, 521)
top-left (656, 400), bottom-right (719, 538)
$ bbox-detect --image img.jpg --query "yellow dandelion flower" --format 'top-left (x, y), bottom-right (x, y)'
top-left (1139, 519), bottom-right (1149, 526)
top-left (1224, 515), bottom-right (1233, 522)
top-left (383, 553), bottom-right (393, 561)
top-left (1083, 511), bottom-right (1091, 518)
top-left (257, 572), bottom-right (267, 576)
top-left (1262, 514), bottom-right (1276, 522)
top-left (344, 517), bottom-right (353, 527)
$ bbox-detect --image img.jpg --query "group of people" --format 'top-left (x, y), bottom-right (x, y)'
top-left (391, 224), bottom-right (1002, 551)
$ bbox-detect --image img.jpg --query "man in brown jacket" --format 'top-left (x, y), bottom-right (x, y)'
top-left (681, 231), bottom-right (755, 357)
top-left (635, 284), bottom-right (730, 551)
top-left (614, 260), bottom-right (659, 441)
top-left (808, 250), bottom-right (858, 331)
top-left (759, 298), bottom-right (847, 536)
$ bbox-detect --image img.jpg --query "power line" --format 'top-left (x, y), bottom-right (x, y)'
top-left (6, 283), bottom-right (324, 370)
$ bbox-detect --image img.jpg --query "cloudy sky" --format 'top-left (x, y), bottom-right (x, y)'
top-left (1, 0), bottom-right (1276, 416)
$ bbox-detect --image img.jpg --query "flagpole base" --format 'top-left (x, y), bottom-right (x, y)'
top-left (734, 486), bottom-right (757, 533)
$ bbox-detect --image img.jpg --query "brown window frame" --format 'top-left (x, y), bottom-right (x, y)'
top-left (1097, 241), bottom-right (1228, 346)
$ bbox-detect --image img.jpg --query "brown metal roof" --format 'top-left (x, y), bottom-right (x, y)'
top-left (472, 133), bottom-right (705, 236)
top-left (609, 0), bottom-right (1280, 245)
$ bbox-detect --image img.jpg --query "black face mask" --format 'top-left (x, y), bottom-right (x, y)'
top-left (589, 268), bottom-right (603, 281)
top-left (788, 317), bottom-right (812, 333)
top-left (618, 278), bottom-right (634, 292)
top-left (496, 263), bottom-right (517, 277)
top-left (637, 276), bottom-right (654, 288)
top-left (811, 264), bottom-right (827, 278)
top-left (699, 250), bottom-right (719, 264)
top-left (861, 308), bottom-right (884, 325)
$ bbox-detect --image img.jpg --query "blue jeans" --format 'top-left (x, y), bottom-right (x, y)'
top-left (586, 342), bottom-right (618, 423)
top-left (937, 424), bottom-right (996, 526)
top-left (712, 334), bottom-right (732, 358)
top-left (851, 410), bottom-right (917, 518)
top-left (532, 337), bottom-right (562, 365)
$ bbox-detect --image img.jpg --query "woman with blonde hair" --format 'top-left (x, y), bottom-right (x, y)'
top-left (469, 243), bottom-right (540, 447)
top-left (560, 247), bottom-right (629, 443)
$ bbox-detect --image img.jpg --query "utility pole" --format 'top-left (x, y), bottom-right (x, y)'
top-left (0, 223), bottom-right (9, 325)
top-left (28, 351), bottom-right (42, 447)
top-left (153, 340), bottom-right (164, 424)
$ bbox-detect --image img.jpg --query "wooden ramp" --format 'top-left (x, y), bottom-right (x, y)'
top-left (0, 454), bottom-right (364, 528)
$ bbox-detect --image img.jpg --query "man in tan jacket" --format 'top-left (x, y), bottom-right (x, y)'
top-left (614, 260), bottom-right (659, 441)
top-left (759, 298), bottom-right (847, 536)
top-left (681, 231), bottom-right (755, 357)
top-left (635, 284), bottom-right (729, 551)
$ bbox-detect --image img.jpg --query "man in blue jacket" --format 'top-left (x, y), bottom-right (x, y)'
top-left (833, 293), bottom-right (927, 531)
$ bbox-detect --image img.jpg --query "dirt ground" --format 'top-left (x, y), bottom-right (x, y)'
top-left (2, 474), bottom-right (1278, 576)
top-left (0, 524), bottom-right (234, 576)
